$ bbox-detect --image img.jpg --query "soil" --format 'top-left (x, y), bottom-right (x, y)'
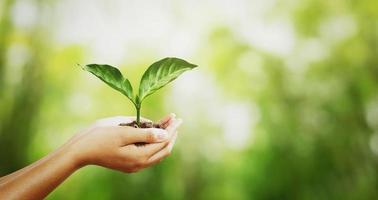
top-left (119, 121), bottom-right (162, 129)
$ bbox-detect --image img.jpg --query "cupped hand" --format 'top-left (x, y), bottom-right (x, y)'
top-left (66, 114), bottom-right (182, 173)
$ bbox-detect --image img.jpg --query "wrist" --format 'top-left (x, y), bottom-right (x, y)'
top-left (62, 141), bottom-right (88, 170)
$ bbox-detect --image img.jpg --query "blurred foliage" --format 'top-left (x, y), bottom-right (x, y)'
top-left (1, 0), bottom-right (378, 199)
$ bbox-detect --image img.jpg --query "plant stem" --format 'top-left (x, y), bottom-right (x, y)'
top-left (136, 106), bottom-right (141, 127)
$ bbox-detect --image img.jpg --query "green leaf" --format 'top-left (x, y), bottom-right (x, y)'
top-left (83, 64), bottom-right (134, 103)
top-left (138, 57), bottom-right (197, 102)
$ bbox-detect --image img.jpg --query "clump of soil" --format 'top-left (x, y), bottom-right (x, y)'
top-left (119, 121), bottom-right (162, 129)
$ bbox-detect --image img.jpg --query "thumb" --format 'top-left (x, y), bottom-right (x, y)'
top-left (120, 127), bottom-right (169, 144)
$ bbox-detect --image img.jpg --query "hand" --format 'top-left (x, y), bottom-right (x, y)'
top-left (0, 114), bottom-right (182, 200)
top-left (66, 114), bottom-right (182, 173)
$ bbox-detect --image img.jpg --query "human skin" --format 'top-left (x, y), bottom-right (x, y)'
top-left (0, 113), bottom-right (182, 200)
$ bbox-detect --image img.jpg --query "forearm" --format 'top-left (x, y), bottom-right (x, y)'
top-left (0, 143), bottom-right (81, 200)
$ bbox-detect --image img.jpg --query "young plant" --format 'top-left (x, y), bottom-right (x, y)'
top-left (82, 57), bottom-right (197, 128)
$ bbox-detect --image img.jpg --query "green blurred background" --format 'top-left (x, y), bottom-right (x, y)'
top-left (1, 0), bottom-right (378, 199)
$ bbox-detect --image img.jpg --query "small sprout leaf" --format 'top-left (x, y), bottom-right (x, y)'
top-left (138, 57), bottom-right (197, 102)
top-left (83, 64), bottom-right (134, 103)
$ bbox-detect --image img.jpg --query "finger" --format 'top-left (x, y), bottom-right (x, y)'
top-left (139, 141), bottom-right (170, 157)
top-left (117, 127), bottom-right (169, 144)
top-left (167, 132), bottom-right (178, 152)
top-left (161, 116), bottom-right (175, 129)
top-left (160, 113), bottom-right (176, 128)
top-left (120, 118), bottom-right (181, 144)
top-left (119, 140), bottom-right (168, 159)
top-left (147, 131), bottom-right (178, 164)
top-left (136, 125), bottom-right (179, 157)
top-left (160, 113), bottom-right (176, 124)
top-left (166, 118), bottom-right (183, 134)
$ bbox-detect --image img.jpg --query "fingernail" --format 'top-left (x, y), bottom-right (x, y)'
top-left (170, 113), bottom-right (176, 118)
top-left (153, 129), bottom-right (168, 140)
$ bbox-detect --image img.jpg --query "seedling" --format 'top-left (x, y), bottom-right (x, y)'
top-left (82, 57), bottom-right (197, 128)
